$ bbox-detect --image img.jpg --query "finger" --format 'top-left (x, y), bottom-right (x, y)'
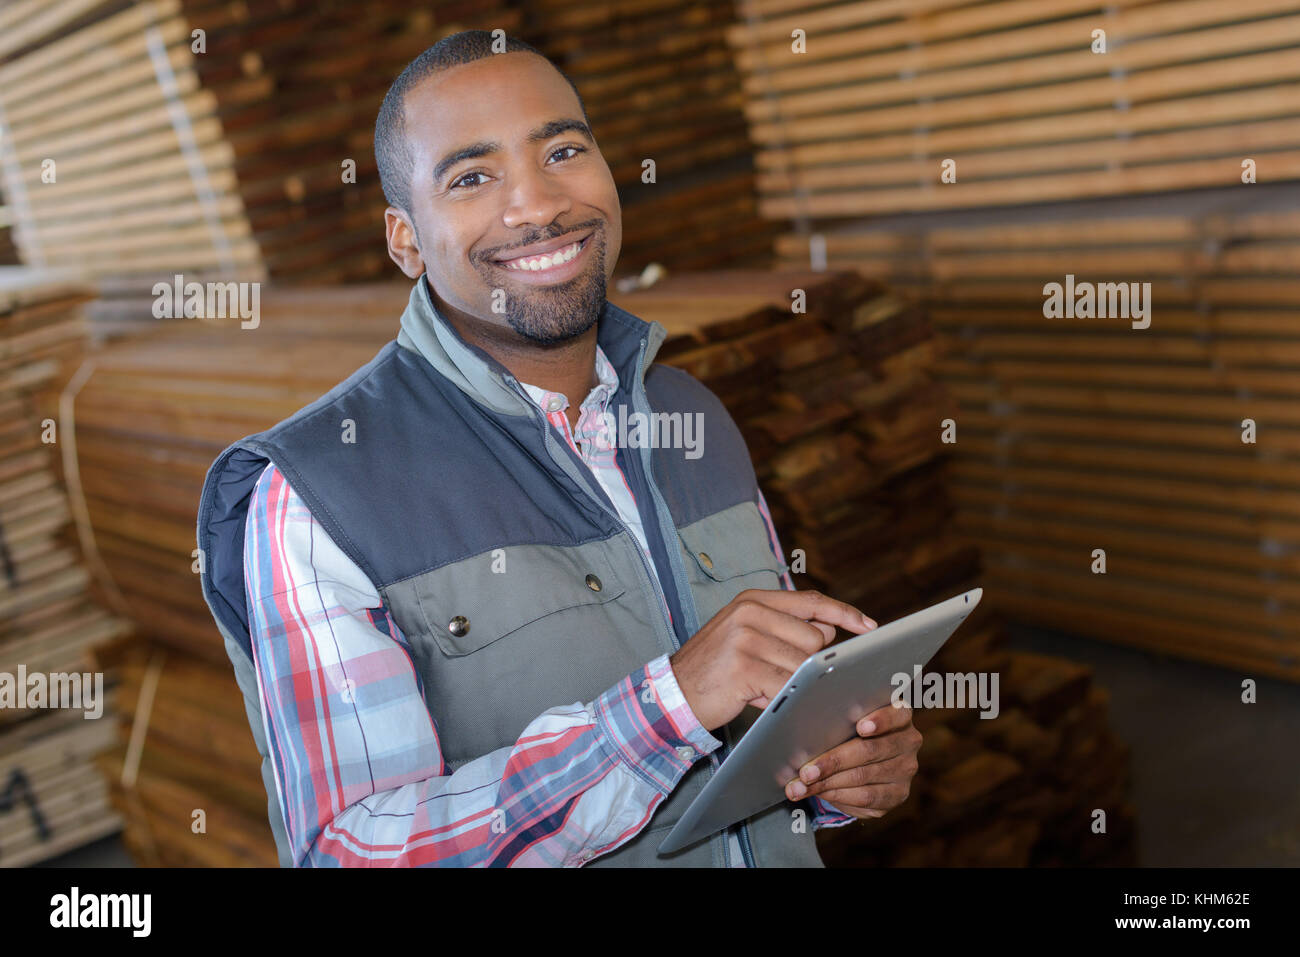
top-left (857, 700), bottom-right (914, 736)
top-left (815, 779), bottom-right (910, 812)
top-left (798, 752), bottom-right (917, 800)
top-left (786, 746), bottom-right (911, 799)
top-left (735, 588), bottom-right (876, 636)
top-left (738, 603), bottom-right (836, 656)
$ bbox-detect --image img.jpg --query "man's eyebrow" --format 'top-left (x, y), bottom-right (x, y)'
top-left (432, 119), bottom-right (594, 187)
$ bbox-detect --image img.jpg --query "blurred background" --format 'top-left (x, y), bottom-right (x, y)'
top-left (1, 0), bottom-right (1298, 868)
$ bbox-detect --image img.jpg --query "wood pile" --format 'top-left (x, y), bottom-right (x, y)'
top-left (0, 267), bottom-right (132, 865)
top-left (95, 643), bottom-right (278, 866)
top-left (725, 0), bottom-right (1300, 218)
top-left (524, 0), bottom-right (783, 274)
top-left (172, 0), bottom-right (515, 287)
top-left (623, 269), bottom-right (1136, 866)
top-left (0, 0), bottom-right (265, 335)
top-left (772, 183), bottom-right (1300, 682)
top-left (69, 268), bottom-right (1133, 866)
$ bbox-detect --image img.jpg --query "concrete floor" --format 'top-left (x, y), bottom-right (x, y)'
top-left (36, 624), bottom-right (1300, 868)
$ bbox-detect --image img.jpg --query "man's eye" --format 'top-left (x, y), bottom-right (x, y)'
top-left (450, 171), bottom-right (486, 190)
top-left (550, 145), bottom-right (586, 162)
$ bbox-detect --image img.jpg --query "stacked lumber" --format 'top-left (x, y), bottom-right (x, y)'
top-left (0, 0), bottom-right (265, 333)
top-left (524, 0), bottom-right (784, 274)
top-left (622, 269), bottom-right (1135, 866)
top-left (0, 267), bottom-right (132, 865)
top-left (726, 0), bottom-right (1300, 219)
top-left (172, 0), bottom-right (516, 286)
top-left (69, 270), bottom-right (1132, 866)
top-left (772, 183), bottom-right (1300, 682)
top-left (95, 643), bottom-right (278, 866)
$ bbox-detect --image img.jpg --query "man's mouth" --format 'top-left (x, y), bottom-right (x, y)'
top-left (492, 232), bottom-right (593, 273)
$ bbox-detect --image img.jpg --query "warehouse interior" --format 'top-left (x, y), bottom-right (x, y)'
top-left (1, 0), bottom-right (1298, 868)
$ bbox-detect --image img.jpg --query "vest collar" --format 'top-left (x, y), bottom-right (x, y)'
top-left (395, 274), bottom-right (667, 416)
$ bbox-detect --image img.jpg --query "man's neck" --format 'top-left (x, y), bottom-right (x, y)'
top-left (427, 279), bottom-right (600, 431)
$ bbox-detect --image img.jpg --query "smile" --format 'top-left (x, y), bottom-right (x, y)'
top-left (493, 233), bottom-right (593, 274)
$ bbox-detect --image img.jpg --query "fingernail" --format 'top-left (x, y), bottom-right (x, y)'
top-left (788, 780), bottom-right (807, 799)
top-left (861, 614), bottom-right (876, 629)
top-left (801, 764), bottom-right (820, 783)
top-left (858, 719), bottom-right (876, 735)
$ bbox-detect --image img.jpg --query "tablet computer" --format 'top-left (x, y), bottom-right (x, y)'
top-left (657, 586), bottom-right (982, 856)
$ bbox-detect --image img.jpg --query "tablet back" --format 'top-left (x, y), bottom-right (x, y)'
top-left (657, 587), bottom-right (982, 856)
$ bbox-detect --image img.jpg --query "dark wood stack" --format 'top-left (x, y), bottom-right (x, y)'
top-left (773, 183), bottom-right (1300, 682)
top-left (70, 270), bottom-right (1132, 866)
top-left (174, 0), bottom-right (518, 285)
top-left (619, 268), bottom-right (1136, 866)
top-left (523, 0), bottom-right (784, 274)
top-left (0, 267), bottom-right (132, 865)
top-left (95, 644), bottom-right (277, 866)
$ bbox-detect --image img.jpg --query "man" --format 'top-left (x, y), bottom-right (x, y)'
top-left (196, 30), bottom-right (921, 867)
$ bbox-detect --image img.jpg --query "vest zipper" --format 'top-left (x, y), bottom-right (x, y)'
top-left (504, 358), bottom-right (752, 870)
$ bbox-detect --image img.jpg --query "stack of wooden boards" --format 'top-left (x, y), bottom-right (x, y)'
top-left (172, 0), bottom-right (514, 286)
top-left (726, 0), bottom-right (1300, 682)
top-left (0, 267), bottom-right (132, 866)
top-left (0, 0), bottom-right (265, 333)
top-left (772, 184), bottom-right (1300, 683)
top-left (625, 269), bottom-right (1136, 866)
top-left (726, 0), bottom-right (1300, 218)
top-left (73, 269), bottom-right (1132, 866)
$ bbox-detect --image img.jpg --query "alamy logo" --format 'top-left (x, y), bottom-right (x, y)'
top-left (49, 887), bottom-right (151, 937)
top-left (152, 273), bottom-right (260, 328)
top-left (1042, 273), bottom-right (1151, 329)
top-left (596, 407), bottom-right (704, 460)
top-left (891, 665), bottom-right (1000, 719)
top-left (0, 666), bottom-right (103, 719)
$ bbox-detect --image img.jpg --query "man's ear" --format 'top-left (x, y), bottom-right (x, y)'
top-left (385, 207), bottom-right (425, 278)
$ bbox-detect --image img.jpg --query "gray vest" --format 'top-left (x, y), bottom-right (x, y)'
top-left (196, 277), bottom-right (826, 867)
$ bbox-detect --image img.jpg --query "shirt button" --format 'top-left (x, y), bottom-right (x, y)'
top-left (677, 746), bottom-right (695, 762)
top-left (547, 397), bottom-right (563, 412)
top-left (581, 850), bottom-right (594, 862)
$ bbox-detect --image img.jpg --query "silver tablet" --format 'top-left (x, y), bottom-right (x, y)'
top-left (657, 587), bottom-right (983, 856)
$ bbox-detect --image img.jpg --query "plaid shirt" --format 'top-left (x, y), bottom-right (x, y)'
top-left (243, 343), bottom-right (852, 866)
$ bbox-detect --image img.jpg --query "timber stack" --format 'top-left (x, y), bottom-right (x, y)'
top-left (72, 268), bottom-right (1133, 866)
top-left (0, 267), bottom-right (132, 866)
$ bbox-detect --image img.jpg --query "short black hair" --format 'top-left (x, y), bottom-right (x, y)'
top-left (374, 30), bottom-right (589, 215)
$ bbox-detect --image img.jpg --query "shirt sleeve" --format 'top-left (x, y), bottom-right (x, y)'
top-left (243, 462), bottom-right (722, 866)
top-left (755, 485), bottom-right (856, 831)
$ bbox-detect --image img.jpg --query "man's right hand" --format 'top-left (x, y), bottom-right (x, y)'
top-left (669, 589), bottom-right (877, 732)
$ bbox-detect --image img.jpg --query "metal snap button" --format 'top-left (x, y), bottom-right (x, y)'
top-left (448, 615), bottom-right (470, 637)
top-left (699, 552), bottom-right (713, 570)
top-left (585, 574), bottom-right (602, 592)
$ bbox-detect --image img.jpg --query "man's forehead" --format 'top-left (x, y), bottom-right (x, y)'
top-left (402, 54), bottom-right (572, 139)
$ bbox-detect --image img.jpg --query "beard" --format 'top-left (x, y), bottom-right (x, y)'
top-left (496, 232), bottom-right (607, 346)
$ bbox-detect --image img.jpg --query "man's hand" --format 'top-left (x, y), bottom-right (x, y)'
top-left (783, 701), bottom-right (922, 819)
top-left (670, 589), bottom-right (876, 732)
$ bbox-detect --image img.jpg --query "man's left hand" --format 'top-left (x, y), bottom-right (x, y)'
top-left (783, 701), bottom-right (922, 819)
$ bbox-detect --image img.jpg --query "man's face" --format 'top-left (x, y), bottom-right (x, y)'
top-left (388, 53), bottom-right (622, 346)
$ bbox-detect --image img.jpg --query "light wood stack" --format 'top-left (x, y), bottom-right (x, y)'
top-left (773, 184), bottom-right (1300, 683)
top-left (727, 0), bottom-right (1300, 682)
top-left (0, 267), bottom-right (132, 866)
top-left (0, 0), bottom-right (265, 335)
top-left (727, 0), bottom-right (1300, 218)
top-left (70, 269), bottom-right (1132, 865)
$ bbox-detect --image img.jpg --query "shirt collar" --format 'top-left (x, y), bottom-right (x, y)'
top-left (517, 344), bottom-right (620, 416)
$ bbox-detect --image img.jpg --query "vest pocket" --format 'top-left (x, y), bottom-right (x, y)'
top-left (677, 501), bottom-right (789, 626)
top-left (406, 542), bottom-right (629, 657)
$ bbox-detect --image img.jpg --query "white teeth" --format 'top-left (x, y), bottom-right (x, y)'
top-left (503, 240), bottom-right (582, 271)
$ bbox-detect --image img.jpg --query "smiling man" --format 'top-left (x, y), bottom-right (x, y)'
top-left (196, 30), bottom-right (921, 867)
